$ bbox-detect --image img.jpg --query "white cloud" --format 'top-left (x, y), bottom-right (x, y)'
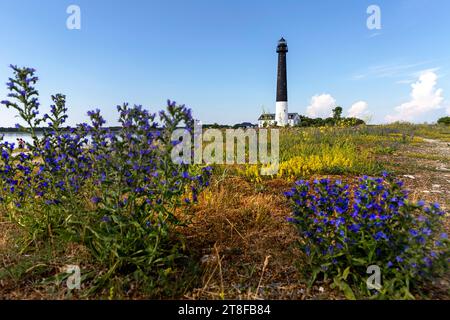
top-left (395, 68), bottom-right (441, 86)
top-left (368, 32), bottom-right (382, 38)
top-left (352, 62), bottom-right (434, 81)
top-left (348, 101), bottom-right (370, 119)
top-left (386, 71), bottom-right (444, 123)
top-left (395, 79), bottom-right (414, 85)
top-left (306, 94), bottom-right (336, 118)
top-left (411, 67), bottom-right (440, 78)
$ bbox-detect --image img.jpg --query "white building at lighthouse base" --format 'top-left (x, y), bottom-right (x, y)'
top-left (257, 111), bottom-right (300, 127)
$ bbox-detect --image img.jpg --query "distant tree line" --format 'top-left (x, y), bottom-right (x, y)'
top-left (0, 127), bottom-right (50, 133)
top-left (295, 106), bottom-right (365, 128)
top-left (437, 116), bottom-right (450, 126)
top-left (204, 123), bottom-right (256, 129)
top-left (0, 126), bottom-right (124, 133)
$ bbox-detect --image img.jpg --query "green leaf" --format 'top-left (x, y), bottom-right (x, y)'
top-left (333, 276), bottom-right (356, 300)
top-left (308, 268), bottom-right (320, 288)
top-left (342, 266), bottom-right (351, 281)
top-left (342, 282), bottom-right (356, 300)
top-left (351, 257), bottom-right (366, 266)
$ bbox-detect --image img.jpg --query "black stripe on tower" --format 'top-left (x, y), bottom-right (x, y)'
top-left (276, 37), bottom-right (288, 102)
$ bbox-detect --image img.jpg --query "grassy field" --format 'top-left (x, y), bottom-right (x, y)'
top-left (1, 123), bottom-right (449, 299)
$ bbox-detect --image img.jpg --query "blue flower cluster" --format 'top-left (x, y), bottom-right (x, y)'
top-left (0, 65), bottom-right (214, 293)
top-left (285, 173), bottom-right (449, 296)
top-left (0, 65), bottom-right (212, 246)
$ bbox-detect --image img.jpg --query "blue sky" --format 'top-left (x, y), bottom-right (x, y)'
top-left (1, 0), bottom-right (449, 126)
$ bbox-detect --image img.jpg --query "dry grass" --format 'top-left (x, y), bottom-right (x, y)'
top-left (0, 213), bottom-right (92, 299)
top-left (181, 177), bottom-right (344, 300)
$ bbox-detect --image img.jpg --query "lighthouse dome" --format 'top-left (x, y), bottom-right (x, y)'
top-left (277, 37), bottom-right (288, 52)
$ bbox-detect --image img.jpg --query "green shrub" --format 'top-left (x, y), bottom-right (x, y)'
top-left (285, 174), bottom-right (449, 299)
top-left (437, 116), bottom-right (450, 126)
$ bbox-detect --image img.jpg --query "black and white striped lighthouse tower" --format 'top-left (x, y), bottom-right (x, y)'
top-left (275, 37), bottom-right (288, 126)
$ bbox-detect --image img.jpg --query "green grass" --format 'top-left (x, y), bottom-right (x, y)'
top-left (405, 152), bottom-right (450, 163)
top-left (375, 123), bottom-right (450, 142)
top-left (1, 123), bottom-right (449, 299)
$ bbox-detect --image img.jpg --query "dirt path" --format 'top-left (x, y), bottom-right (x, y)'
top-left (388, 137), bottom-right (450, 298)
top-left (382, 137), bottom-right (450, 209)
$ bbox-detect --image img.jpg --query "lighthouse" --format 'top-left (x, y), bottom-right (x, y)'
top-left (275, 37), bottom-right (288, 126)
top-left (257, 38), bottom-right (299, 128)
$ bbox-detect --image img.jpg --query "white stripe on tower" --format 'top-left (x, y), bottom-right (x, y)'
top-left (275, 37), bottom-right (288, 127)
top-left (276, 101), bottom-right (288, 126)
